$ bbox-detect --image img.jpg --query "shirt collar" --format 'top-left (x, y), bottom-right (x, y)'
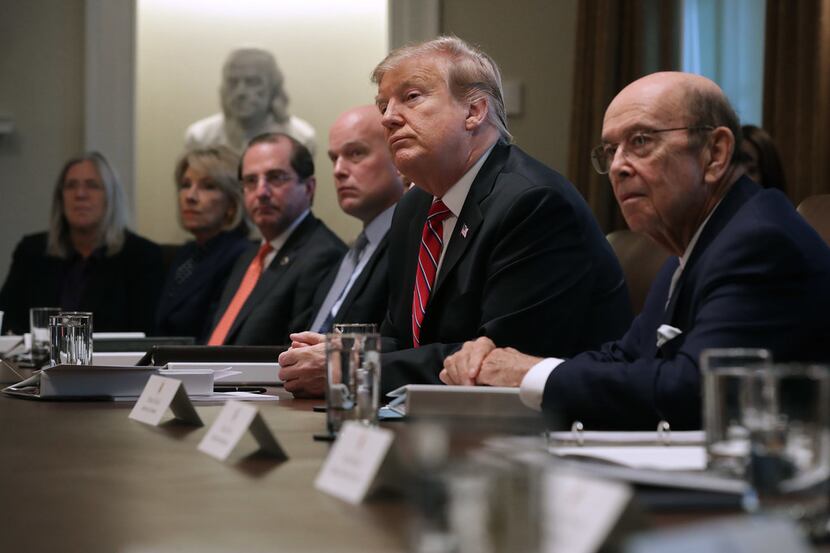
top-left (363, 203), bottom-right (395, 246)
top-left (264, 209), bottom-right (309, 252)
top-left (678, 197), bottom-right (723, 268)
top-left (432, 143), bottom-right (496, 216)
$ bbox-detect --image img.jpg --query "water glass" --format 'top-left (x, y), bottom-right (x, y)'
top-left (702, 348), bottom-right (773, 476)
top-left (30, 307), bottom-right (62, 359)
top-left (325, 332), bottom-right (381, 435)
top-left (743, 363), bottom-right (830, 538)
top-left (49, 312), bottom-right (93, 365)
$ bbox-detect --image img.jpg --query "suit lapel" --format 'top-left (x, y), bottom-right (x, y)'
top-left (661, 177), bottom-right (759, 326)
top-left (336, 234), bottom-right (388, 319)
top-left (227, 215), bottom-right (319, 340)
top-left (432, 143), bottom-right (507, 295)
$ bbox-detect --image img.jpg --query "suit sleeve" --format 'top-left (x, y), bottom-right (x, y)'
top-left (544, 227), bottom-right (823, 430)
top-left (381, 183), bottom-right (614, 392)
top-left (286, 236), bottom-right (346, 336)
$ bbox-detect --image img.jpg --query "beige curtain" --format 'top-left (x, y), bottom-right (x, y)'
top-left (763, 0), bottom-right (830, 204)
top-left (567, 0), bottom-right (680, 232)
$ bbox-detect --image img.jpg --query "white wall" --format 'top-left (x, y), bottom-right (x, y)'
top-left (135, 0), bottom-right (388, 245)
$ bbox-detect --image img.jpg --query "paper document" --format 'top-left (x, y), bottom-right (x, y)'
top-left (552, 445), bottom-right (706, 471)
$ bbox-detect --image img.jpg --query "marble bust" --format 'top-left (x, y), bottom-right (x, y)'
top-left (185, 48), bottom-right (316, 155)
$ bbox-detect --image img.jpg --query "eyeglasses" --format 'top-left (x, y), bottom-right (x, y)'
top-left (240, 170), bottom-right (299, 192)
top-left (590, 126), bottom-right (714, 174)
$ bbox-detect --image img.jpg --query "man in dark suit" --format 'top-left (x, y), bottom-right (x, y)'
top-left (442, 72), bottom-right (830, 429)
top-left (206, 133), bottom-right (345, 346)
top-left (278, 106), bottom-right (404, 395)
top-left (367, 36), bottom-right (630, 393)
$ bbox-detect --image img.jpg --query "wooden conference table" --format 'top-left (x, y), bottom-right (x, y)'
top-left (0, 389), bottom-right (409, 553)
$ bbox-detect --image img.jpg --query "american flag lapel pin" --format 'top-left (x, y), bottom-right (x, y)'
top-left (460, 224), bottom-right (469, 238)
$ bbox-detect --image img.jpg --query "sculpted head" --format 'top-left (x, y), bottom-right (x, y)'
top-left (220, 48), bottom-right (290, 126)
top-left (327, 106), bottom-right (404, 226)
top-left (598, 72), bottom-right (743, 255)
top-left (371, 36), bottom-right (508, 196)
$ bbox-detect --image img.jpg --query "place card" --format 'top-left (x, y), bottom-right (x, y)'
top-left (129, 374), bottom-right (203, 426)
top-left (197, 399), bottom-right (287, 461)
top-left (314, 421), bottom-right (395, 504)
top-left (544, 471), bottom-right (633, 553)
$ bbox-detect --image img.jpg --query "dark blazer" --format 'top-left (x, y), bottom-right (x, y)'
top-left (380, 142), bottom-right (632, 393)
top-left (154, 228), bottom-right (251, 342)
top-left (210, 213), bottom-right (346, 345)
top-left (0, 231), bottom-right (164, 334)
top-left (307, 232), bottom-right (391, 330)
top-left (544, 177), bottom-right (830, 430)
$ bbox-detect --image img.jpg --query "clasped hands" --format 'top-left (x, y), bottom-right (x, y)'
top-left (439, 336), bottom-right (542, 387)
top-left (278, 331), bottom-right (327, 398)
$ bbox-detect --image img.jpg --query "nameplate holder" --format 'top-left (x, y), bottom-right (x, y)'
top-left (545, 470), bottom-right (635, 553)
top-left (129, 375), bottom-right (203, 426)
top-left (197, 399), bottom-right (287, 462)
top-left (314, 421), bottom-right (395, 504)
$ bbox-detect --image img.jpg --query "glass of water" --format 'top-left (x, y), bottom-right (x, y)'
top-left (49, 312), bottom-right (93, 365)
top-left (702, 347), bottom-right (773, 477)
top-left (325, 332), bottom-right (381, 436)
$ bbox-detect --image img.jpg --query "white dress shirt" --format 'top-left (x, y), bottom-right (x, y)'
top-left (262, 209), bottom-right (310, 268)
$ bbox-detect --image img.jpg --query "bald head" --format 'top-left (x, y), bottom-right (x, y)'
top-left (600, 72), bottom-right (744, 256)
top-left (328, 105), bottom-right (403, 225)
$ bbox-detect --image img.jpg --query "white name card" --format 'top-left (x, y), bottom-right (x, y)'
top-left (129, 375), bottom-right (203, 426)
top-left (314, 421), bottom-right (395, 504)
top-left (197, 399), bottom-right (287, 462)
top-left (544, 471), bottom-right (633, 553)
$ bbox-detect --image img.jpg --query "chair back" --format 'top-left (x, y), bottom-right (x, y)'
top-left (797, 194), bottom-right (830, 246)
top-left (606, 230), bottom-right (670, 314)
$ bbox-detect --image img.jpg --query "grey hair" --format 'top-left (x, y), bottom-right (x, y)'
top-left (174, 146), bottom-right (247, 232)
top-left (371, 35), bottom-right (512, 143)
top-left (221, 48), bottom-right (290, 124)
top-left (686, 86), bottom-right (743, 165)
top-left (47, 152), bottom-right (128, 258)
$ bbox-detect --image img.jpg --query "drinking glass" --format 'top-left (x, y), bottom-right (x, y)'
top-left (49, 312), bottom-right (93, 365)
top-left (325, 332), bottom-right (381, 436)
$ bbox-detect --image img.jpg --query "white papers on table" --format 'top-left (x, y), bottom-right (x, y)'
top-left (552, 445), bottom-right (706, 471)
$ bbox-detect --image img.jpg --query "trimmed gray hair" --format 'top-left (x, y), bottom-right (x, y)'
top-left (371, 35), bottom-right (512, 143)
top-left (174, 146), bottom-right (246, 232)
top-left (221, 48), bottom-right (290, 124)
top-left (47, 152), bottom-right (128, 258)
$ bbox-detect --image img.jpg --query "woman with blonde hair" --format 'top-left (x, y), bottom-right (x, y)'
top-left (154, 146), bottom-right (251, 342)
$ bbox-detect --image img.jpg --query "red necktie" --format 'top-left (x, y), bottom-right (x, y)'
top-left (207, 243), bottom-right (273, 345)
top-left (412, 199), bottom-right (452, 347)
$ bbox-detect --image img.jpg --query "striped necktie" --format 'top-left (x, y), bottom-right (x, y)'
top-left (207, 242), bottom-right (273, 345)
top-left (412, 199), bottom-right (452, 347)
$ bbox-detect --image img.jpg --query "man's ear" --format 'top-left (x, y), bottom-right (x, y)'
top-left (304, 176), bottom-right (317, 204)
top-left (703, 127), bottom-right (735, 184)
top-left (465, 96), bottom-right (489, 131)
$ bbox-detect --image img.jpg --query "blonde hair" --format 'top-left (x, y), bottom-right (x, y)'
top-left (174, 146), bottom-right (246, 232)
top-left (372, 36), bottom-right (511, 143)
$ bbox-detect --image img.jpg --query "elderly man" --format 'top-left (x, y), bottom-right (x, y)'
top-left (278, 106), bottom-right (405, 396)
top-left (443, 72), bottom-right (830, 429)
top-left (185, 48), bottom-right (316, 154)
top-left (206, 133), bottom-right (345, 346)
top-left (347, 36), bottom-right (631, 394)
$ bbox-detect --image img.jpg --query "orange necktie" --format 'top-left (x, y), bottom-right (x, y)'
top-left (207, 243), bottom-right (273, 345)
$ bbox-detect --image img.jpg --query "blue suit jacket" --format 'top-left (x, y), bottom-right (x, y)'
top-left (543, 177), bottom-right (830, 430)
top-left (154, 228), bottom-right (251, 342)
